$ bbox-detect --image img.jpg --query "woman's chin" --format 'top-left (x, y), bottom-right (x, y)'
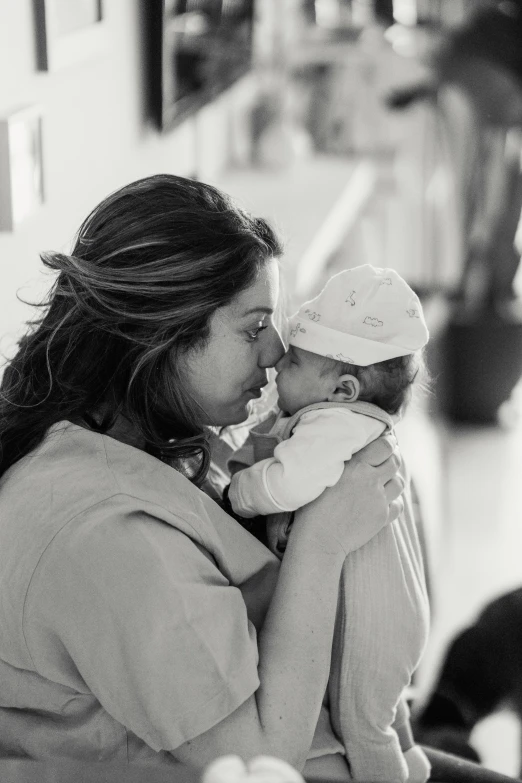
top-left (214, 393), bottom-right (270, 427)
top-left (217, 402), bottom-right (252, 428)
top-left (233, 409), bottom-right (251, 425)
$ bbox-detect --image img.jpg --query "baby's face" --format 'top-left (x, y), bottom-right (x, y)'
top-left (275, 345), bottom-right (337, 416)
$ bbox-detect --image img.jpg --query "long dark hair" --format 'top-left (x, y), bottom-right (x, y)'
top-left (0, 174), bottom-right (282, 484)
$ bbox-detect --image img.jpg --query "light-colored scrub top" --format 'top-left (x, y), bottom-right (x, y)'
top-left (0, 422), bottom-right (343, 768)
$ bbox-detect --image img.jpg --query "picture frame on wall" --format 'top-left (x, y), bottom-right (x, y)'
top-left (145, 0), bottom-right (255, 132)
top-left (0, 106), bottom-right (45, 232)
top-left (33, 0), bottom-right (108, 71)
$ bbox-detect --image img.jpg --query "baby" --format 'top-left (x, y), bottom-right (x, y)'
top-left (227, 265), bottom-right (431, 782)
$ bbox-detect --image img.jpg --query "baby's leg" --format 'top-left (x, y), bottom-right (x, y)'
top-left (328, 527), bottom-right (415, 782)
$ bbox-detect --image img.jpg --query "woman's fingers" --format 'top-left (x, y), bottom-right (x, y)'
top-left (385, 470), bottom-right (406, 524)
top-left (384, 474), bottom-right (405, 504)
top-left (387, 495), bottom-right (405, 524)
top-left (360, 433), bottom-right (400, 468)
top-left (376, 451), bottom-right (402, 487)
top-left (296, 433), bottom-right (406, 555)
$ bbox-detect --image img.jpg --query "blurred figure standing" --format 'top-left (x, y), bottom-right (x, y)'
top-left (390, 0), bottom-right (522, 310)
top-left (389, 1), bottom-right (522, 422)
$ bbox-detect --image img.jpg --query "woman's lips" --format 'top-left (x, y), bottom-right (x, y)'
top-left (245, 382), bottom-right (266, 399)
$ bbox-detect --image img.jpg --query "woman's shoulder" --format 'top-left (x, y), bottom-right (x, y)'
top-left (0, 420), bottom-right (275, 579)
top-left (0, 421), bottom-right (220, 557)
top-left (0, 423), bottom-right (276, 652)
top-left (2, 420), bottom-right (195, 505)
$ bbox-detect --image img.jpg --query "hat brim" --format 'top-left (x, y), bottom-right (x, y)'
top-left (288, 317), bottom-right (419, 366)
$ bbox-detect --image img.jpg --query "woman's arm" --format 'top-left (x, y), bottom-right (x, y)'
top-left (172, 435), bottom-right (404, 771)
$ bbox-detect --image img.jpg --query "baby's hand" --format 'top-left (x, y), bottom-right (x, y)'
top-left (404, 745), bottom-right (431, 783)
top-left (202, 755), bottom-right (304, 783)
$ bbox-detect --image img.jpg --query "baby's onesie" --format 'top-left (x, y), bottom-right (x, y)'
top-left (228, 401), bottom-right (430, 782)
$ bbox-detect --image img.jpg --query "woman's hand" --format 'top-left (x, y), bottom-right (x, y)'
top-left (296, 433), bottom-right (404, 556)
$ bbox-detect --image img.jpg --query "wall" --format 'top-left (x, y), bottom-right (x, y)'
top-left (0, 0), bottom-right (258, 358)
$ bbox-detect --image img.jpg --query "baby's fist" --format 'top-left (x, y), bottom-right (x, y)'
top-left (404, 745), bottom-right (431, 783)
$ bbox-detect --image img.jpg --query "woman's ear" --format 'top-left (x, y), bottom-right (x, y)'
top-left (328, 374), bottom-right (360, 403)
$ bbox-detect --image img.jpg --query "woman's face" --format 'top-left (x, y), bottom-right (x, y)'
top-left (180, 258), bottom-right (285, 427)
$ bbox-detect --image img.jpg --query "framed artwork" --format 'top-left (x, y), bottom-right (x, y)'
top-left (33, 0), bottom-right (108, 71)
top-left (0, 106), bottom-right (45, 232)
top-left (145, 0), bottom-right (255, 132)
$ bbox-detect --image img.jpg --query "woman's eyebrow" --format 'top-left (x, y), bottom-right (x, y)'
top-left (241, 306), bottom-right (274, 317)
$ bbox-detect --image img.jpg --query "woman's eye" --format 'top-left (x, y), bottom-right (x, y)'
top-left (246, 323), bottom-right (268, 342)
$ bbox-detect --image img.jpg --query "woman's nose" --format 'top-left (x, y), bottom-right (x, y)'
top-left (260, 324), bottom-right (285, 368)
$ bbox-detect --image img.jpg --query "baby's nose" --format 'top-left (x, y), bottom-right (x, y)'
top-left (274, 352), bottom-right (288, 373)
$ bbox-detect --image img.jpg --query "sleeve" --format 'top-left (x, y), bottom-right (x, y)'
top-left (229, 409), bottom-right (384, 517)
top-left (23, 499), bottom-right (261, 754)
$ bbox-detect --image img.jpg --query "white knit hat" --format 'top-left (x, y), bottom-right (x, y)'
top-left (288, 265), bottom-right (429, 366)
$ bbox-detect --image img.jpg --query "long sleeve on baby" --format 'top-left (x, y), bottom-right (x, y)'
top-left (228, 409), bottom-right (384, 518)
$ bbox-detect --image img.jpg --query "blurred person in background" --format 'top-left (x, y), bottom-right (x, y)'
top-left (388, 0), bottom-right (522, 422)
top-left (388, 0), bottom-right (522, 314)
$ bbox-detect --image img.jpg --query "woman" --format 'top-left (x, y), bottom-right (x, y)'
top-left (0, 175), bottom-right (514, 782)
top-left (0, 174), bottom-right (402, 777)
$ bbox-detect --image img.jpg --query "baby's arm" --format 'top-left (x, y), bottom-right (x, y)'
top-left (229, 409), bottom-right (384, 518)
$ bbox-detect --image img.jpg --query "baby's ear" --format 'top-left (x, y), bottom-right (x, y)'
top-left (328, 374), bottom-right (360, 403)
